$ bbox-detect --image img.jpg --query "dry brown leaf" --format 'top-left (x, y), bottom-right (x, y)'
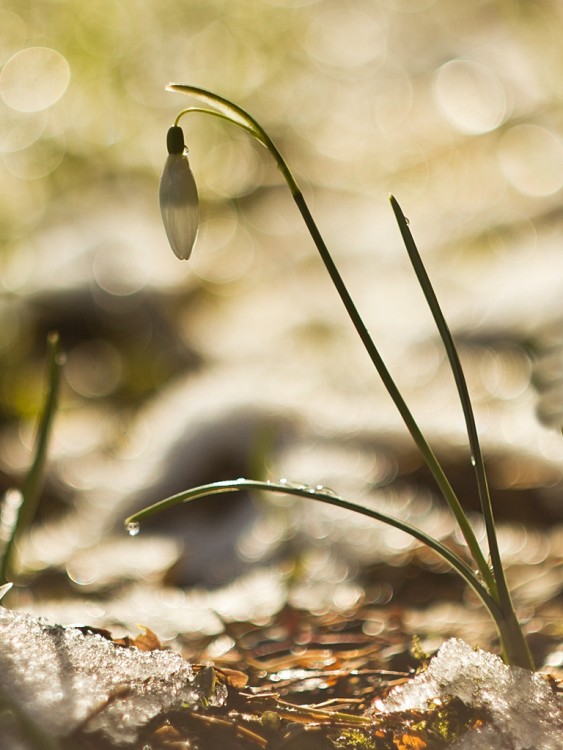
top-left (396, 733), bottom-right (427, 750)
top-left (217, 666), bottom-right (249, 688)
top-left (113, 625), bottom-right (163, 651)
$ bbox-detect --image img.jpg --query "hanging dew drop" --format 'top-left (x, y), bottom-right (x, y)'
top-left (126, 521), bottom-right (141, 537)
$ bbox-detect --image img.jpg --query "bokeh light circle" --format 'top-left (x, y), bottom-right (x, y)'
top-left (498, 124), bottom-right (563, 197)
top-left (305, 9), bottom-right (387, 73)
top-left (0, 47), bottom-right (70, 113)
top-left (433, 59), bottom-right (507, 135)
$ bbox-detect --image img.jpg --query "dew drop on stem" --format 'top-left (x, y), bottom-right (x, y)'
top-left (126, 521), bottom-right (140, 537)
top-left (314, 484), bottom-right (338, 497)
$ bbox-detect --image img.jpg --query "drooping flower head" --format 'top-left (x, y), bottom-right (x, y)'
top-left (159, 124), bottom-right (199, 260)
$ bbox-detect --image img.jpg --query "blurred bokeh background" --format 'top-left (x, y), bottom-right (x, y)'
top-left (1, 0), bottom-right (563, 660)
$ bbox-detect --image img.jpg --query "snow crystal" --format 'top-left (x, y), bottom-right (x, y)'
top-left (0, 607), bottom-right (226, 745)
top-left (372, 638), bottom-right (563, 750)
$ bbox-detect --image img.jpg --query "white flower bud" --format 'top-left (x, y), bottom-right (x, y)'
top-left (159, 125), bottom-right (199, 260)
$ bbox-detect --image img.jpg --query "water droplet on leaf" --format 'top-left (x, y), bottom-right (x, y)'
top-left (314, 484), bottom-right (338, 497)
top-left (278, 478), bottom-right (307, 490)
top-left (126, 521), bottom-right (140, 537)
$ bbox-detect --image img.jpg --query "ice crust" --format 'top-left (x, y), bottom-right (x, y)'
top-left (0, 607), bottom-right (227, 745)
top-left (374, 638), bottom-right (563, 750)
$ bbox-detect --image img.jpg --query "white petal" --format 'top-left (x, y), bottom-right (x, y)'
top-left (159, 153), bottom-right (199, 260)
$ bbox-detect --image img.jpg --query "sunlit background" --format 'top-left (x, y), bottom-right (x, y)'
top-left (1, 0), bottom-right (563, 655)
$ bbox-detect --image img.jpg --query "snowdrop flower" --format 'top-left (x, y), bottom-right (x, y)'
top-left (159, 125), bottom-right (199, 260)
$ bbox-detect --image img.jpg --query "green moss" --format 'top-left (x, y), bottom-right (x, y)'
top-left (335, 728), bottom-right (377, 750)
top-left (411, 696), bottom-right (486, 744)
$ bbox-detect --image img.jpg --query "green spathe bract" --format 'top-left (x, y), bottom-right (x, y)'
top-left (142, 84), bottom-right (534, 671)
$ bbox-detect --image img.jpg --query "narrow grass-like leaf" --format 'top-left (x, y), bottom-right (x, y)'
top-left (389, 198), bottom-right (508, 606)
top-left (125, 478), bottom-right (501, 624)
top-left (0, 332), bottom-right (63, 583)
top-left (389, 195), bottom-right (534, 670)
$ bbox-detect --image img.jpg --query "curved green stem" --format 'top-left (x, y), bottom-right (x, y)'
top-left (125, 478), bottom-right (502, 625)
top-left (168, 83), bottom-right (494, 593)
top-left (174, 107), bottom-right (261, 142)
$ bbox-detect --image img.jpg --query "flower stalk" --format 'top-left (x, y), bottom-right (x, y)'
top-left (147, 85), bottom-right (535, 670)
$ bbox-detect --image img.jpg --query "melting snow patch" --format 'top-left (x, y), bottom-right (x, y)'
top-left (371, 638), bottom-right (563, 750)
top-left (0, 607), bottom-right (226, 745)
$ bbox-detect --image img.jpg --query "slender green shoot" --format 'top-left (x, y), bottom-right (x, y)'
top-left (0, 332), bottom-right (63, 583)
top-left (146, 85), bottom-right (536, 669)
